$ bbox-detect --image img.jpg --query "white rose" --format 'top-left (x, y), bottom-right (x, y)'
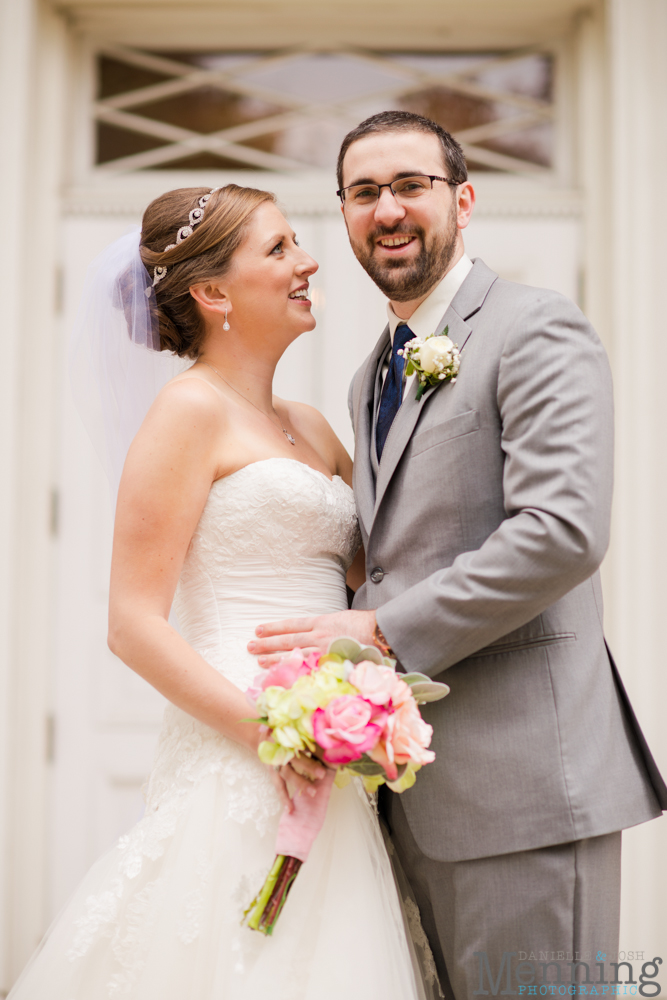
top-left (416, 335), bottom-right (455, 373)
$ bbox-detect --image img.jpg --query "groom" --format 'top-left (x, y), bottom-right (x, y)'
top-left (250, 111), bottom-right (667, 997)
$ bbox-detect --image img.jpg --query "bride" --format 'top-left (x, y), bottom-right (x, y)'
top-left (8, 184), bottom-right (436, 999)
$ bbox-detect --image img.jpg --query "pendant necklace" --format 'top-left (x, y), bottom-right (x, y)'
top-left (199, 360), bottom-right (296, 446)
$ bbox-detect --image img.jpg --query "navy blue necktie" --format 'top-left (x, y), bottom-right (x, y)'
top-left (376, 323), bottom-right (414, 461)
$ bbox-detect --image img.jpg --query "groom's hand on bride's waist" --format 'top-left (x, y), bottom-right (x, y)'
top-left (248, 610), bottom-right (377, 667)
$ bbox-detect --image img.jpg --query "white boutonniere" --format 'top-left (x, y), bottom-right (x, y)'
top-left (398, 326), bottom-right (461, 401)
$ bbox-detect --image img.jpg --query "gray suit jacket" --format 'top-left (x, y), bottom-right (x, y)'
top-left (350, 258), bottom-right (666, 862)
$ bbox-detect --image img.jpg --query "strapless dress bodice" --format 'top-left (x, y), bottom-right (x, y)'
top-left (144, 457), bottom-right (361, 828)
top-left (173, 457), bottom-right (360, 690)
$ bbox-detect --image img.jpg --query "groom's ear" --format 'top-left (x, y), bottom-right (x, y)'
top-left (455, 182), bottom-right (475, 232)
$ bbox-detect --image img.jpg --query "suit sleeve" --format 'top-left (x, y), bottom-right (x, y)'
top-left (375, 292), bottom-right (614, 675)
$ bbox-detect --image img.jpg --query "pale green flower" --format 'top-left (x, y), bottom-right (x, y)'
top-left (310, 669), bottom-right (356, 702)
top-left (387, 762), bottom-right (421, 793)
top-left (261, 685), bottom-right (312, 730)
top-left (258, 740), bottom-right (295, 767)
top-left (360, 772), bottom-right (386, 794)
top-left (318, 658), bottom-right (348, 682)
top-left (273, 723), bottom-right (307, 751)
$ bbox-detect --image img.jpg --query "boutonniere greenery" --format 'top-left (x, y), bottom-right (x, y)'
top-left (398, 327), bottom-right (461, 401)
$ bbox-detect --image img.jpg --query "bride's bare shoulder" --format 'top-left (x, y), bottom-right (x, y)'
top-left (153, 372), bottom-right (227, 414)
top-left (163, 369), bottom-right (225, 399)
top-left (136, 373), bottom-right (229, 446)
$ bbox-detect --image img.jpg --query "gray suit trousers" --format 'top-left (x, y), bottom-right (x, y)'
top-left (385, 791), bottom-right (621, 1000)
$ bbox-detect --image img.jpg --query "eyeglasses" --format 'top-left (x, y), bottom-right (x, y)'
top-left (337, 174), bottom-right (459, 208)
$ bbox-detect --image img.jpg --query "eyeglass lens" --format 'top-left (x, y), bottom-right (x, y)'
top-left (344, 175), bottom-right (434, 207)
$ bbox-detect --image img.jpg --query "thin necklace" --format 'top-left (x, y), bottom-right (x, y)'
top-left (199, 360), bottom-right (296, 446)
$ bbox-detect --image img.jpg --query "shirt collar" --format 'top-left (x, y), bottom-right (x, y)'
top-left (387, 253), bottom-right (473, 344)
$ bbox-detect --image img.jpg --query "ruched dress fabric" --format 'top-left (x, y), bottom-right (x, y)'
top-left (9, 458), bottom-right (430, 1000)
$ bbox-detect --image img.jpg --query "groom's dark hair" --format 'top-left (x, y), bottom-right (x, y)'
top-left (336, 110), bottom-right (468, 191)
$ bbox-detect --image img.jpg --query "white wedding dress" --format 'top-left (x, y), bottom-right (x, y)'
top-left (9, 458), bottom-right (437, 1000)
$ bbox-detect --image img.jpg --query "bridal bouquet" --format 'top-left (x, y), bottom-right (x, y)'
top-left (243, 637), bottom-right (449, 935)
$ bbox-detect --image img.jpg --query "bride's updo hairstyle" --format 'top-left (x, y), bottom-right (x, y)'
top-left (140, 184), bottom-right (276, 358)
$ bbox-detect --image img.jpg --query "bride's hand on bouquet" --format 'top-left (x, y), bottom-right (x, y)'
top-left (268, 755), bottom-right (329, 813)
top-left (248, 610), bottom-right (377, 667)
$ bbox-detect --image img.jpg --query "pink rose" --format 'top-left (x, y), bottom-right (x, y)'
top-left (349, 661), bottom-right (413, 708)
top-left (300, 650), bottom-right (322, 673)
top-left (246, 650), bottom-right (318, 706)
top-left (259, 650), bottom-right (317, 691)
top-left (385, 700), bottom-right (435, 765)
top-left (367, 739), bottom-right (399, 781)
top-left (312, 696), bottom-right (387, 766)
top-left (369, 700), bottom-right (435, 779)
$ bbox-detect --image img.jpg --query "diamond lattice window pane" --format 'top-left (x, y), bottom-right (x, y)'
top-left (239, 121), bottom-right (356, 170)
top-left (131, 88), bottom-right (288, 134)
top-left (397, 87), bottom-right (498, 135)
top-left (152, 152), bottom-right (263, 171)
top-left (475, 54), bottom-right (553, 102)
top-left (238, 53), bottom-right (408, 104)
top-left (98, 56), bottom-right (174, 100)
top-left (96, 122), bottom-right (171, 165)
top-left (481, 123), bottom-right (553, 167)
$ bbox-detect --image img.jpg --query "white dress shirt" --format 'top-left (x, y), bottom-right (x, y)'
top-left (383, 253), bottom-right (473, 396)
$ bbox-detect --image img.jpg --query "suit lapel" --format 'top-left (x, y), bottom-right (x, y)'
top-left (369, 340), bottom-right (387, 479)
top-left (373, 308), bottom-right (471, 516)
top-left (372, 259), bottom-right (498, 520)
top-left (353, 325), bottom-right (390, 535)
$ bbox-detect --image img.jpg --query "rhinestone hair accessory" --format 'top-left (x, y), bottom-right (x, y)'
top-left (146, 187), bottom-right (221, 295)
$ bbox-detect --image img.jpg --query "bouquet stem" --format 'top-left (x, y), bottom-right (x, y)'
top-left (244, 854), bottom-right (303, 935)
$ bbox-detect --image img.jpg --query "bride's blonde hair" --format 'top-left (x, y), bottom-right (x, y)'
top-left (140, 184), bottom-right (276, 359)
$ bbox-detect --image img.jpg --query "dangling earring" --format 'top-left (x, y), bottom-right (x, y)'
top-left (223, 308), bottom-right (230, 331)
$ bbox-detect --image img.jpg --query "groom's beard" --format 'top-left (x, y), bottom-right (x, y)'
top-left (349, 204), bottom-right (459, 303)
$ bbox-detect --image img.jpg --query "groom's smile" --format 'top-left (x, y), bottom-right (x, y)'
top-left (372, 224), bottom-right (422, 262)
top-left (378, 235), bottom-right (413, 248)
top-left (376, 231), bottom-right (417, 253)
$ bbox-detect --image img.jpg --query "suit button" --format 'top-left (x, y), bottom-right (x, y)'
top-left (370, 567), bottom-right (384, 583)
